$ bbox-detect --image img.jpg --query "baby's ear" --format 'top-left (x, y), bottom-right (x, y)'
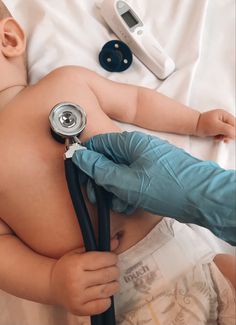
top-left (0, 18), bottom-right (26, 58)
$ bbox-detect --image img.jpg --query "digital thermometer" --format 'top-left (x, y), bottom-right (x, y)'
top-left (100, 0), bottom-right (175, 79)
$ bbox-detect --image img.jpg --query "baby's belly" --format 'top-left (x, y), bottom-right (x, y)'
top-left (0, 100), bottom-right (160, 258)
top-left (1, 135), bottom-right (159, 258)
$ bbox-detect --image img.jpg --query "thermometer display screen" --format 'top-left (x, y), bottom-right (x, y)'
top-left (121, 10), bottom-right (139, 28)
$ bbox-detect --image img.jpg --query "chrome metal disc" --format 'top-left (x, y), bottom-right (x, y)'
top-left (49, 102), bottom-right (87, 139)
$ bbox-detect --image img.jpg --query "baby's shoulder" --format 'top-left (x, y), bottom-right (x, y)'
top-left (41, 65), bottom-right (92, 86)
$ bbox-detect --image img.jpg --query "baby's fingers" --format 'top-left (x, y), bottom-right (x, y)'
top-left (217, 121), bottom-right (235, 139)
top-left (214, 134), bottom-right (230, 142)
top-left (81, 252), bottom-right (118, 271)
top-left (88, 266), bottom-right (120, 287)
top-left (85, 281), bottom-right (120, 304)
top-left (214, 135), bottom-right (231, 144)
top-left (77, 281), bottom-right (119, 315)
top-left (81, 298), bottom-right (112, 315)
top-left (221, 110), bottom-right (235, 127)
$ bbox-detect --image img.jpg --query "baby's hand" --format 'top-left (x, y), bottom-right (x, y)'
top-left (196, 109), bottom-right (235, 142)
top-left (50, 240), bottom-right (120, 316)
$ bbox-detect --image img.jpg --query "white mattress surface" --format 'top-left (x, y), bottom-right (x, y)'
top-left (1, 1), bottom-right (235, 324)
top-left (4, 0), bottom-right (235, 168)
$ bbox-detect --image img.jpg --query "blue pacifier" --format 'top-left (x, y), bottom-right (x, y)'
top-left (99, 40), bottom-right (133, 72)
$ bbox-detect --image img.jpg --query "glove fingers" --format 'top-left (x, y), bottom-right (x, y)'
top-left (86, 178), bottom-right (97, 205)
top-left (73, 149), bottom-right (132, 201)
top-left (112, 196), bottom-right (129, 213)
top-left (112, 196), bottom-right (136, 215)
top-left (84, 131), bottom-right (153, 164)
top-left (86, 178), bottom-right (136, 213)
top-left (78, 170), bottom-right (88, 185)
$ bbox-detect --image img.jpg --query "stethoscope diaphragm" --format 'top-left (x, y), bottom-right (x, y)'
top-left (49, 102), bottom-right (87, 142)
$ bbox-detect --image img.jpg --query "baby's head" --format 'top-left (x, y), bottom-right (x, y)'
top-left (0, 1), bottom-right (10, 20)
top-left (0, 1), bottom-right (27, 84)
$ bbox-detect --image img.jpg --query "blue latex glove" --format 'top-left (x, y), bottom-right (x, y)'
top-left (73, 131), bottom-right (236, 245)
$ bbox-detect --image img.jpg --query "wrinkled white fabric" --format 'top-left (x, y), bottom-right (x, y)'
top-left (3, 0), bottom-right (235, 167)
top-left (1, 1), bottom-right (235, 324)
top-left (115, 218), bottom-right (236, 325)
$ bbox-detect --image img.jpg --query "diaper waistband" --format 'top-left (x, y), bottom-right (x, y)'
top-left (117, 218), bottom-right (214, 294)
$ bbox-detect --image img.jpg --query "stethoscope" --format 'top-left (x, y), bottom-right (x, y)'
top-left (49, 102), bottom-right (116, 325)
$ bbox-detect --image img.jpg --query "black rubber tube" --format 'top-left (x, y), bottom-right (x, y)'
top-left (92, 182), bottom-right (111, 252)
top-left (64, 158), bottom-right (97, 251)
top-left (92, 182), bottom-right (116, 325)
top-left (65, 158), bottom-right (116, 325)
top-left (65, 158), bottom-right (104, 325)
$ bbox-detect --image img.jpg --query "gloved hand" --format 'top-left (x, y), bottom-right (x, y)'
top-left (73, 131), bottom-right (236, 245)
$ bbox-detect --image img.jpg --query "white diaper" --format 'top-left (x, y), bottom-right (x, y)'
top-left (115, 218), bottom-right (236, 325)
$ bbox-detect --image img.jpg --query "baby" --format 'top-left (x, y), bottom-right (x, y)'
top-left (0, 3), bottom-right (235, 324)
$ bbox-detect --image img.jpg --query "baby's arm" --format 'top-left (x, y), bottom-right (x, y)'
top-left (73, 67), bottom-right (235, 139)
top-left (0, 218), bottom-right (119, 315)
top-left (0, 218), bottom-right (54, 304)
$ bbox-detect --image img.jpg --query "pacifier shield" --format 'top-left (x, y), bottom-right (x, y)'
top-left (99, 40), bottom-right (133, 72)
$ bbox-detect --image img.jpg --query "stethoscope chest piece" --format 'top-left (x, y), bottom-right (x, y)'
top-left (49, 102), bottom-right (87, 143)
top-left (48, 101), bottom-right (115, 325)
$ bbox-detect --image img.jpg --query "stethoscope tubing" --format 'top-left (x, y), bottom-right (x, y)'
top-left (64, 158), bottom-right (116, 325)
top-left (65, 158), bottom-right (97, 251)
top-left (91, 180), bottom-right (116, 325)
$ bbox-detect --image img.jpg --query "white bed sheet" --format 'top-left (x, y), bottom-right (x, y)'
top-left (1, 0), bottom-right (235, 324)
